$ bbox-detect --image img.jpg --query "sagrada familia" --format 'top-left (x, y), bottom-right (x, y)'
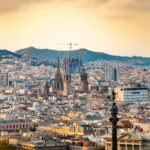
top-left (52, 52), bottom-right (88, 96)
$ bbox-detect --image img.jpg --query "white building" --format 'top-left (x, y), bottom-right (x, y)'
top-left (31, 102), bottom-right (44, 112)
top-left (115, 86), bottom-right (149, 104)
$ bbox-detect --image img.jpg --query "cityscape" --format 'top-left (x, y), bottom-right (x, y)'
top-left (0, 47), bottom-right (150, 150)
top-left (0, 0), bottom-right (150, 150)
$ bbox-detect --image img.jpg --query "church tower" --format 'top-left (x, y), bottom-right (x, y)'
top-left (44, 80), bottom-right (50, 98)
top-left (63, 57), bottom-right (72, 96)
top-left (80, 67), bottom-right (88, 93)
top-left (53, 58), bottom-right (64, 95)
top-left (79, 49), bottom-right (88, 93)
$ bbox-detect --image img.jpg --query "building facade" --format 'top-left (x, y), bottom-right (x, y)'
top-left (105, 133), bottom-right (150, 150)
top-left (0, 119), bottom-right (35, 131)
top-left (115, 86), bottom-right (149, 104)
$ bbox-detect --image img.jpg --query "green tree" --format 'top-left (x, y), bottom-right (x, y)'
top-left (29, 125), bottom-right (36, 132)
top-left (0, 140), bottom-right (13, 150)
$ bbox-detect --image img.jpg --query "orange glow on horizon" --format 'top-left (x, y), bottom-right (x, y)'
top-left (0, 0), bottom-right (150, 56)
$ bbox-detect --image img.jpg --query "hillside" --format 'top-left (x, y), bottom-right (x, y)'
top-left (0, 49), bottom-right (21, 58)
top-left (16, 47), bottom-right (150, 65)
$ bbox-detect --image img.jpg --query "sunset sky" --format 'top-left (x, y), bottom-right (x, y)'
top-left (0, 0), bottom-right (150, 56)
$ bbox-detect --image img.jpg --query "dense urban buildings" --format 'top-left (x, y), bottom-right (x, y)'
top-left (0, 51), bottom-right (150, 150)
top-left (0, 72), bottom-right (9, 87)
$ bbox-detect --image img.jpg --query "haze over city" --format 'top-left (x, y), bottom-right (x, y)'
top-left (0, 0), bottom-right (150, 56)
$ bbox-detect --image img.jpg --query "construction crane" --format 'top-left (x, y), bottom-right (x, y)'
top-left (68, 42), bottom-right (78, 51)
top-left (57, 42), bottom-right (78, 73)
top-left (57, 42), bottom-right (78, 51)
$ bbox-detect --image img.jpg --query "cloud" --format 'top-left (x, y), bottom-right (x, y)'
top-left (127, 0), bottom-right (150, 11)
top-left (0, 0), bottom-right (111, 13)
top-left (0, 0), bottom-right (150, 16)
top-left (107, 0), bottom-right (150, 12)
top-left (74, 0), bottom-right (150, 20)
top-left (71, 0), bottom-right (150, 12)
top-left (0, 0), bottom-right (52, 13)
top-left (100, 0), bottom-right (150, 20)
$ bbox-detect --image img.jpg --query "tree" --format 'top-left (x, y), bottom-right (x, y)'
top-left (0, 140), bottom-right (13, 150)
top-left (29, 125), bottom-right (36, 132)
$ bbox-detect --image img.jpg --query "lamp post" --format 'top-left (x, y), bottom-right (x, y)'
top-left (109, 90), bottom-right (119, 150)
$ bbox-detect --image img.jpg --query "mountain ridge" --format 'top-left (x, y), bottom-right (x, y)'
top-left (0, 49), bottom-right (21, 58)
top-left (0, 47), bottom-right (150, 65)
top-left (16, 47), bottom-right (150, 65)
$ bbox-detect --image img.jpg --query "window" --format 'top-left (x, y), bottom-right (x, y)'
top-left (120, 145), bottom-right (125, 150)
top-left (127, 145), bottom-right (132, 150)
top-left (134, 145), bottom-right (139, 150)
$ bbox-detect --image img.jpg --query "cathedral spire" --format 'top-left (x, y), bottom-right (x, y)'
top-left (52, 57), bottom-right (64, 95)
top-left (57, 57), bottom-right (60, 74)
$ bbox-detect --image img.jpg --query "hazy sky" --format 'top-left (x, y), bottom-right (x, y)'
top-left (0, 0), bottom-right (150, 56)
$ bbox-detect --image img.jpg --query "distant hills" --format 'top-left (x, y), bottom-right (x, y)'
top-left (16, 47), bottom-right (150, 65)
top-left (0, 49), bottom-right (21, 58)
top-left (0, 47), bottom-right (150, 65)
